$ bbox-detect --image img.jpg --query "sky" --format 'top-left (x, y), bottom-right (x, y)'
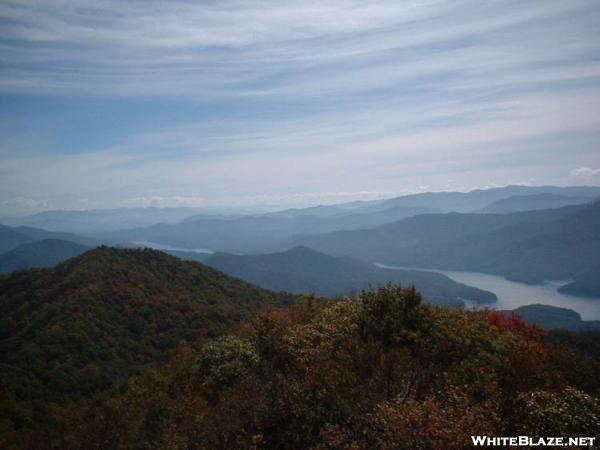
top-left (1, 0), bottom-right (600, 216)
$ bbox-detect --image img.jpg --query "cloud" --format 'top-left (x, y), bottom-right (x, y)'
top-left (1, 1), bottom-right (600, 212)
top-left (120, 191), bottom-right (397, 210)
top-left (0, 197), bottom-right (52, 216)
top-left (570, 167), bottom-right (600, 178)
top-left (1, 0), bottom-right (599, 98)
top-left (121, 196), bottom-right (209, 208)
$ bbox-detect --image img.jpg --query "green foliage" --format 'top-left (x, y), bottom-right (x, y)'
top-left (357, 285), bottom-right (422, 351)
top-left (0, 247), bottom-right (295, 435)
top-left (197, 337), bottom-right (260, 404)
top-left (514, 387), bottom-right (600, 437)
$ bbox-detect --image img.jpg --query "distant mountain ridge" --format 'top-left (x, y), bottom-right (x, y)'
top-left (1, 185), bottom-right (599, 298)
top-left (294, 203), bottom-right (582, 263)
top-left (0, 239), bottom-right (89, 273)
top-left (477, 193), bottom-right (591, 214)
top-left (5, 185), bottom-right (600, 243)
top-left (1, 207), bottom-right (251, 234)
top-left (369, 185), bottom-right (600, 213)
top-left (0, 224), bottom-right (33, 253)
top-left (104, 205), bottom-right (437, 254)
top-left (293, 200), bottom-right (600, 293)
top-left (104, 186), bottom-right (600, 254)
top-left (0, 223), bottom-right (101, 254)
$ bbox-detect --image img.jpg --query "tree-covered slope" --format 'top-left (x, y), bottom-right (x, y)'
top-left (40, 286), bottom-right (600, 450)
top-left (0, 247), bottom-right (294, 429)
top-left (204, 246), bottom-right (496, 305)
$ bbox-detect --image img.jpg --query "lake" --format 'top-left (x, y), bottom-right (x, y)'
top-left (379, 265), bottom-right (600, 321)
top-left (132, 240), bottom-right (214, 254)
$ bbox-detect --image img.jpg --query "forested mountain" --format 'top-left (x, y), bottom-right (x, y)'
top-left (0, 239), bottom-right (89, 273)
top-left (294, 201), bottom-right (600, 291)
top-left (0, 247), bottom-right (295, 432)
top-left (204, 246), bottom-right (496, 305)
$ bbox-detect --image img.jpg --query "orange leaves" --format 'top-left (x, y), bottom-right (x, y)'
top-left (370, 393), bottom-right (501, 450)
top-left (471, 309), bottom-right (545, 339)
top-left (13, 278), bottom-right (600, 449)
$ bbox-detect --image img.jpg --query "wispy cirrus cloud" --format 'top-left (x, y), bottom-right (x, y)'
top-left (1, 0), bottom-right (600, 214)
top-left (1, 0), bottom-right (598, 98)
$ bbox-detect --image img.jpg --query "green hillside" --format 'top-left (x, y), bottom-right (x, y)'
top-left (0, 247), bottom-right (295, 431)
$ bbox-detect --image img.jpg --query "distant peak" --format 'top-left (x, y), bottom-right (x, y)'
top-left (287, 245), bottom-right (324, 256)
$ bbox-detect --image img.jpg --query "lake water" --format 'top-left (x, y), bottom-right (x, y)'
top-left (379, 265), bottom-right (600, 321)
top-left (132, 240), bottom-right (214, 254)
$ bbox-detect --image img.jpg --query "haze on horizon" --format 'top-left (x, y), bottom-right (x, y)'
top-left (1, 0), bottom-right (600, 216)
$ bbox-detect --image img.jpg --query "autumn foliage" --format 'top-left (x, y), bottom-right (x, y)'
top-left (10, 284), bottom-right (595, 450)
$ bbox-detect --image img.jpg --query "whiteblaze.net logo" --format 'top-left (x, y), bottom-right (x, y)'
top-left (471, 436), bottom-right (596, 447)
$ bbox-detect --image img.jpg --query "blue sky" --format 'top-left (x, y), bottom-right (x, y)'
top-left (1, 0), bottom-right (600, 215)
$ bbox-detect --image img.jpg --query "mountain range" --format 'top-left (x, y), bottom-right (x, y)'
top-left (1, 185), bottom-right (599, 301)
top-left (95, 185), bottom-right (600, 254)
top-left (0, 207), bottom-right (248, 234)
top-left (0, 223), bottom-right (101, 254)
top-left (476, 193), bottom-right (591, 214)
top-left (293, 200), bottom-right (600, 293)
top-left (103, 205), bottom-right (437, 254)
top-left (0, 239), bottom-right (89, 273)
top-left (357, 185), bottom-right (600, 213)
